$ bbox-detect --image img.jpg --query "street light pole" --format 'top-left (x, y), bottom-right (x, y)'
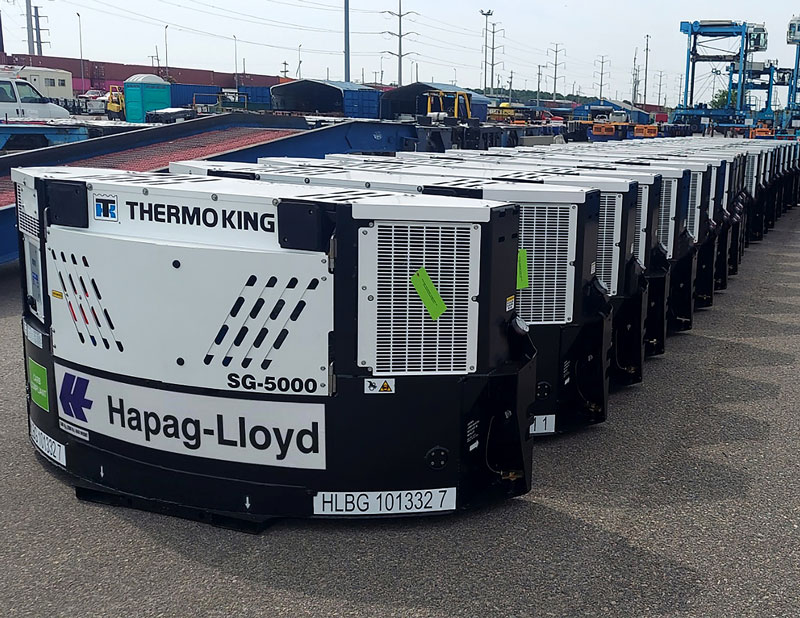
top-left (344, 0), bottom-right (350, 82)
top-left (164, 25), bottom-right (169, 78)
top-left (233, 35), bottom-right (238, 88)
top-left (76, 13), bottom-right (84, 92)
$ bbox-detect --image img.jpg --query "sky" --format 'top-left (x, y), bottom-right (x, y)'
top-left (2, 0), bottom-right (799, 107)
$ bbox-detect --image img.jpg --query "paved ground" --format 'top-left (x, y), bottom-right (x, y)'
top-left (2, 210), bottom-right (800, 618)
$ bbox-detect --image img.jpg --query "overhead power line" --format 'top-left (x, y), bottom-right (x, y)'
top-left (65, 0), bottom-right (375, 56)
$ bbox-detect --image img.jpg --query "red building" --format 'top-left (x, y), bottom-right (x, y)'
top-left (0, 52), bottom-right (282, 94)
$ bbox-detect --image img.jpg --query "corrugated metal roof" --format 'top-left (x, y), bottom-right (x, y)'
top-left (580, 98), bottom-right (648, 114)
top-left (271, 79), bottom-right (377, 93)
top-left (411, 82), bottom-right (491, 105)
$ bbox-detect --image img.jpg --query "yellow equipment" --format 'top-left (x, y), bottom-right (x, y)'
top-left (106, 85), bottom-right (126, 121)
top-left (423, 90), bottom-right (472, 119)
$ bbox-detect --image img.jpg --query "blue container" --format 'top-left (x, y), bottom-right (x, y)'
top-left (239, 86), bottom-right (272, 106)
top-left (471, 102), bottom-right (488, 122)
top-left (170, 83), bottom-right (221, 107)
top-left (342, 89), bottom-right (380, 119)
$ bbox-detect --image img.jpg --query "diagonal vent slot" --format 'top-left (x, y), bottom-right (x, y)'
top-left (206, 273), bottom-right (321, 368)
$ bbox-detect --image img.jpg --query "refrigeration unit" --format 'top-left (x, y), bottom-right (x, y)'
top-left (459, 148), bottom-right (718, 311)
top-left (172, 159), bottom-right (612, 434)
top-left (373, 150), bottom-right (701, 336)
top-left (14, 165), bottom-right (539, 525)
top-left (316, 154), bottom-right (648, 387)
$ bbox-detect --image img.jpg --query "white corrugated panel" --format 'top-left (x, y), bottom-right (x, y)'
top-left (358, 222), bottom-right (480, 375)
top-left (516, 204), bottom-right (577, 324)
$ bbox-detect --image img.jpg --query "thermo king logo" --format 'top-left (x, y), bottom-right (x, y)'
top-left (94, 195), bottom-right (118, 221)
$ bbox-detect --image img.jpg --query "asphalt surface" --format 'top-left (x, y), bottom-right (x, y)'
top-left (2, 210), bottom-right (800, 617)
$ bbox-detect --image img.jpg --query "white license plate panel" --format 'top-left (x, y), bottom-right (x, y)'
top-left (30, 418), bottom-right (66, 466)
top-left (530, 414), bottom-right (556, 435)
top-left (313, 487), bottom-right (456, 516)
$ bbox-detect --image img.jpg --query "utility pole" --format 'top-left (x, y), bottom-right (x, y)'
top-left (508, 70), bottom-right (513, 101)
top-left (656, 70), bottom-right (664, 108)
top-left (643, 34), bottom-right (651, 105)
top-left (233, 35), bottom-right (238, 87)
top-left (361, 66), bottom-right (365, 84)
top-left (548, 43), bottom-right (565, 99)
top-left (25, 0), bottom-right (34, 55)
top-left (488, 22), bottom-right (504, 96)
top-left (594, 54), bottom-right (608, 100)
top-left (296, 44), bottom-right (302, 78)
top-left (489, 21), bottom-right (506, 94)
top-left (76, 13), bottom-right (84, 90)
top-left (536, 63), bottom-right (545, 107)
top-left (480, 9), bottom-right (493, 92)
top-left (344, 0), bottom-right (350, 82)
top-left (164, 25), bottom-right (169, 78)
top-left (383, 1), bottom-right (416, 86)
top-left (631, 47), bottom-right (639, 105)
top-left (677, 73), bottom-right (683, 108)
top-left (281, 61), bottom-right (289, 78)
top-left (33, 6), bottom-right (43, 55)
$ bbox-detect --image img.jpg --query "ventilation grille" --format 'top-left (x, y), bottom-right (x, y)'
top-left (745, 154), bottom-right (757, 195)
top-left (658, 178), bottom-right (675, 251)
top-left (204, 273), bottom-right (318, 370)
top-left (634, 185), bottom-right (648, 265)
top-left (516, 204), bottom-right (576, 324)
top-left (366, 222), bottom-right (476, 375)
top-left (687, 172), bottom-right (701, 239)
top-left (597, 193), bottom-right (621, 295)
top-left (51, 249), bottom-right (122, 352)
top-left (16, 185), bottom-right (39, 237)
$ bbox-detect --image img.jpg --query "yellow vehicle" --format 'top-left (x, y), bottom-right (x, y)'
top-left (422, 90), bottom-right (472, 119)
top-left (106, 85), bottom-right (126, 121)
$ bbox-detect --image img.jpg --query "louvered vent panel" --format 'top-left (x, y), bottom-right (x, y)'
top-left (634, 185), bottom-right (648, 265)
top-left (363, 222), bottom-right (478, 375)
top-left (687, 172), bottom-right (700, 239)
top-left (596, 193), bottom-right (620, 294)
top-left (746, 154), bottom-right (757, 195)
top-left (658, 179), bottom-right (674, 252)
top-left (16, 185), bottom-right (40, 237)
top-left (516, 204), bottom-right (576, 325)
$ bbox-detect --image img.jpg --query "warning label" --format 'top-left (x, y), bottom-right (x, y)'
top-left (364, 378), bottom-right (396, 395)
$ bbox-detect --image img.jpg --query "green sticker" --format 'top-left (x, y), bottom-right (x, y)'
top-left (411, 267), bottom-right (447, 321)
top-left (516, 249), bottom-right (530, 290)
top-left (28, 358), bottom-right (49, 412)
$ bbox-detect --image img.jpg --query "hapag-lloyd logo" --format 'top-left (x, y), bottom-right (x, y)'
top-left (55, 363), bottom-right (326, 470)
top-left (54, 365), bottom-right (325, 469)
top-left (59, 373), bottom-right (93, 422)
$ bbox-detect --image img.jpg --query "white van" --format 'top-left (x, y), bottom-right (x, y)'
top-left (0, 78), bottom-right (69, 119)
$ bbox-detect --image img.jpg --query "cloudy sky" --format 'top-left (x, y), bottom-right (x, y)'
top-left (3, 0), bottom-right (798, 106)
